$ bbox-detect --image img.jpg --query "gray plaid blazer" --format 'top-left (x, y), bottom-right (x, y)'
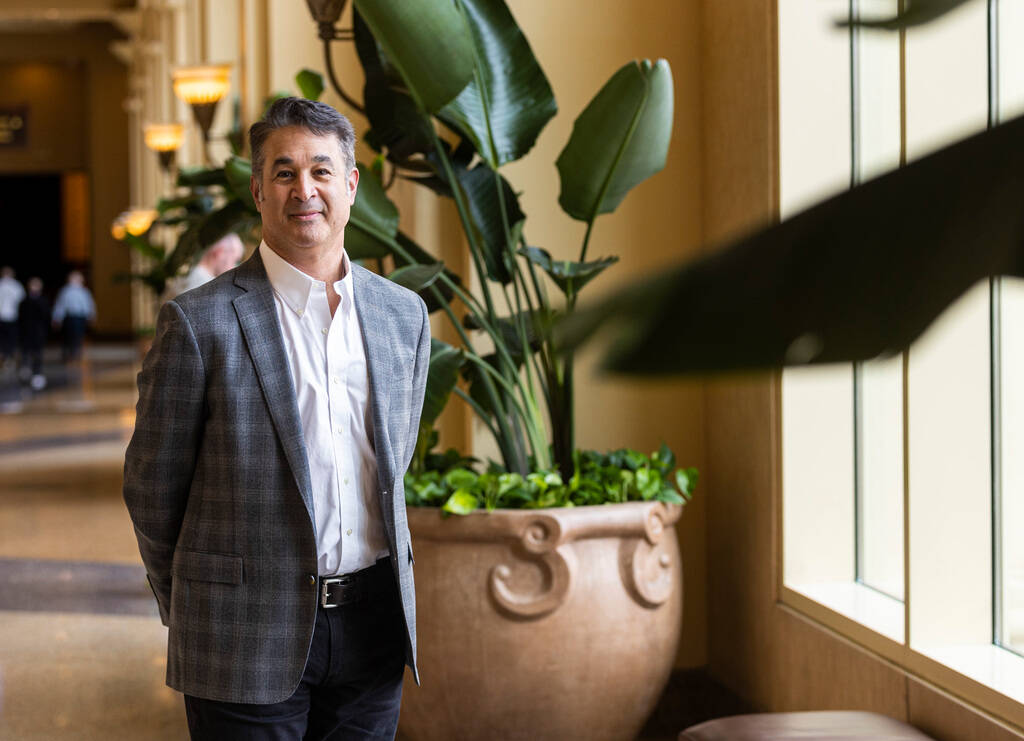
top-left (123, 250), bottom-right (429, 704)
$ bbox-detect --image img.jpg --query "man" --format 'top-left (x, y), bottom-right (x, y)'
top-left (52, 270), bottom-right (96, 362)
top-left (0, 266), bottom-right (24, 370)
top-left (18, 277), bottom-right (49, 391)
top-left (123, 97), bottom-right (430, 740)
top-left (163, 231), bottom-right (246, 301)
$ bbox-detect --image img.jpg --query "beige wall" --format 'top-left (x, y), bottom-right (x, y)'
top-left (0, 26), bottom-right (132, 336)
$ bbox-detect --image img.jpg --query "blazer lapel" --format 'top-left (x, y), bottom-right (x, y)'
top-left (232, 252), bottom-right (316, 529)
top-left (352, 266), bottom-right (397, 498)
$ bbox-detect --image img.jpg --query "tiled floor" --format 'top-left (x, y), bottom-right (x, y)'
top-left (0, 345), bottom-right (188, 740)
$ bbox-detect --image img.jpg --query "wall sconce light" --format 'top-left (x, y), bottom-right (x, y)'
top-left (304, 0), bottom-right (363, 113)
top-left (143, 122), bottom-right (185, 174)
top-left (113, 208), bottom-right (159, 240)
top-left (172, 64), bottom-right (231, 162)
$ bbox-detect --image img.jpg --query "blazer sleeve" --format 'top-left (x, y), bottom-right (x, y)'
top-left (399, 297), bottom-right (431, 475)
top-left (123, 300), bottom-right (206, 625)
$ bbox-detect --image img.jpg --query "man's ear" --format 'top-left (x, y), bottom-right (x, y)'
top-left (347, 166), bottom-right (359, 204)
top-left (250, 175), bottom-right (262, 212)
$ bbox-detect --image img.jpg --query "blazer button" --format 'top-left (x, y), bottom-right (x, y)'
top-left (308, 574), bottom-right (316, 586)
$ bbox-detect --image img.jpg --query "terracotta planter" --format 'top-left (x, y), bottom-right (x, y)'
top-left (399, 501), bottom-right (683, 741)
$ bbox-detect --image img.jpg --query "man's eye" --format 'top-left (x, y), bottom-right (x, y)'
top-left (315, 169), bottom-right (331, 176)
top-left (275, 171), bottom-right (293, 179)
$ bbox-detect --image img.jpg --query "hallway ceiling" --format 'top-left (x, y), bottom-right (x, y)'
top-left (0, 0), bottom-right (135, 31)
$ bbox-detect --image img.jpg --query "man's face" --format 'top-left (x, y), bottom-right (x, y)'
top-left (250, 126), bottom-right (359, 261)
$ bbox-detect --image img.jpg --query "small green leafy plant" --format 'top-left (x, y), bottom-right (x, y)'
top-left (405, 444), bottom-right (696, 515)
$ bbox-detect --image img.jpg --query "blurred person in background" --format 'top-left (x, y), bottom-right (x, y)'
top-left (52, 270), bottom-right (96, 362)
top-left (19, 277), bottom-right (49, 391)
top-left (164, 232), bottom-right (246, 301)
top-left (0, 266), bottom-right (25, 372)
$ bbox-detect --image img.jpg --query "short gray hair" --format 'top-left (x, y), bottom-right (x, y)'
top-left (249, 97), bottom-right (356, 179)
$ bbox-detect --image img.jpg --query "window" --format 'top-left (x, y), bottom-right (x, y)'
top-left (779, 0), bottom-right (1024, 719)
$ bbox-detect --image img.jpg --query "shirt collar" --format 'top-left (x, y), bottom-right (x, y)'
top-left (259, 241), bottom-right (353, 316)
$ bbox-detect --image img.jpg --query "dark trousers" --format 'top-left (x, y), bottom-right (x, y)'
top-left (22, 345), bottom-right (42, 376)
top-left (183, 562), bottom-right (407, 741)
top-left (0, 321), bottom-right (15, 359)
top-left (61, 315), bottom-right (87, 361)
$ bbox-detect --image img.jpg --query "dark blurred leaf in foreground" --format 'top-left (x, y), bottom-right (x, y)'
top-left (836, 0), bottom-right (971, 31)
top-left (558, 114), bottom-right (1024, 375)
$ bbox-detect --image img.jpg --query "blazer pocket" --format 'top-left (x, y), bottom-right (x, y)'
top-left (172, 549), bottom-right (243, 585)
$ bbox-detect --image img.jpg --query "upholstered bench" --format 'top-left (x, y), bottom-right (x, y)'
top-left (680, 711), bottom-right (938, 740)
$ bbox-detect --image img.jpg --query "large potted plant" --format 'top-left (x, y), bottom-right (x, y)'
top-left (335, 2), bottom-right (695, 739)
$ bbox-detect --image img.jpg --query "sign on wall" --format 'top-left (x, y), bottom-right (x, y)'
top-left (0, 107), bottom-right (27, 147)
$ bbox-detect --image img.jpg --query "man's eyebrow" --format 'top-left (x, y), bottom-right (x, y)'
top-left (270, 154), bottom-right (335, 169)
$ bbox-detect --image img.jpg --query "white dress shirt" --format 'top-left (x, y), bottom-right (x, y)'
top-left (260, 242), bottom-right (388, 576)
top-left (0, 277), bottom-right (25, 322)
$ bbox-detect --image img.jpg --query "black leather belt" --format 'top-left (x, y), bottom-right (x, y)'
top-left (318, 557), bottom-right (392, 609)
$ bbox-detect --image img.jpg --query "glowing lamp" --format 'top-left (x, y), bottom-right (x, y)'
top-left (172, 64), bottom-right (231, 143)
top-left (123, 209), bottom-right (158, 237)
top-left (143, 122), bottom-right (185, 172)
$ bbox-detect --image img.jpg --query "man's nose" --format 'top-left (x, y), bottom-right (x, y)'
top-left (291, 173), bottom-right (316, 201)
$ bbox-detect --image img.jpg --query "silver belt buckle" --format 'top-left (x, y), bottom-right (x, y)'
top-left (320, 575), bottom-right (352, 608)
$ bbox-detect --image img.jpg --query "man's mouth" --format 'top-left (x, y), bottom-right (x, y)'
top-left (289, 211), bottom-right (322, 221)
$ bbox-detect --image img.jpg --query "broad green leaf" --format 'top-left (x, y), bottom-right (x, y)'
top-left (354, 10), bottom-right (435, 162)
top-left (445, 468), bottom-right (478, 490)
top-left (122, 233), bottom-right (165, 260)
top-left (518, 246), bottom-right (618, 299)
top-left (224, 156), bottom-right (257, 212)
top-left (675, 468), bottom-right (697, 500)
top-left (421, 339), bottom-right (465, 427)
top-left (414, 157), bottom-right (524, 284)
top-left (556, 59), bottom-right (673, 223)
top-left (387, 263), bottom-right (445, 293)
top-left (177, 166), bottom-right (228, 188)
top-left (296, 68), bottom-right (325, 101)
top-left (354, 0), bottom-right (476, 114)
top-left (460, 164), bottom-right (523, 284)
top-left (157, 193), bottom-right (213, 215)
top-left (438, 0), bottom-right (556, 168)
top-left (345, 228), bottom-right (392, 260)
top-left (464, 309), bottom-right (546, 361)
top-left (351, 162), bottom-right (399, 237)
top-left (442, 489), bottom-right (479, 515)
top-left (393, 231), bottom-right (461, 314)
top-left (656, 489), bottom-right (685, 505)
top-left (347, 162), bottom-right (399, 259)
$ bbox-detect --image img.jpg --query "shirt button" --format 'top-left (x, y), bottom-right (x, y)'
top-left (296, 309), bottom-right (304, 317)
top-left (332, 377), bottom-right (339, 385)
top-left (346, 529), bottom-right (353, 536)
top-left (321, 327), bottom-right (328, 335)
top-left (343, 477), bottom-right (349, 485)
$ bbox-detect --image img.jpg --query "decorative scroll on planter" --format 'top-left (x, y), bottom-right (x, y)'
top-left (417, 502), bottom-right (682, 619)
